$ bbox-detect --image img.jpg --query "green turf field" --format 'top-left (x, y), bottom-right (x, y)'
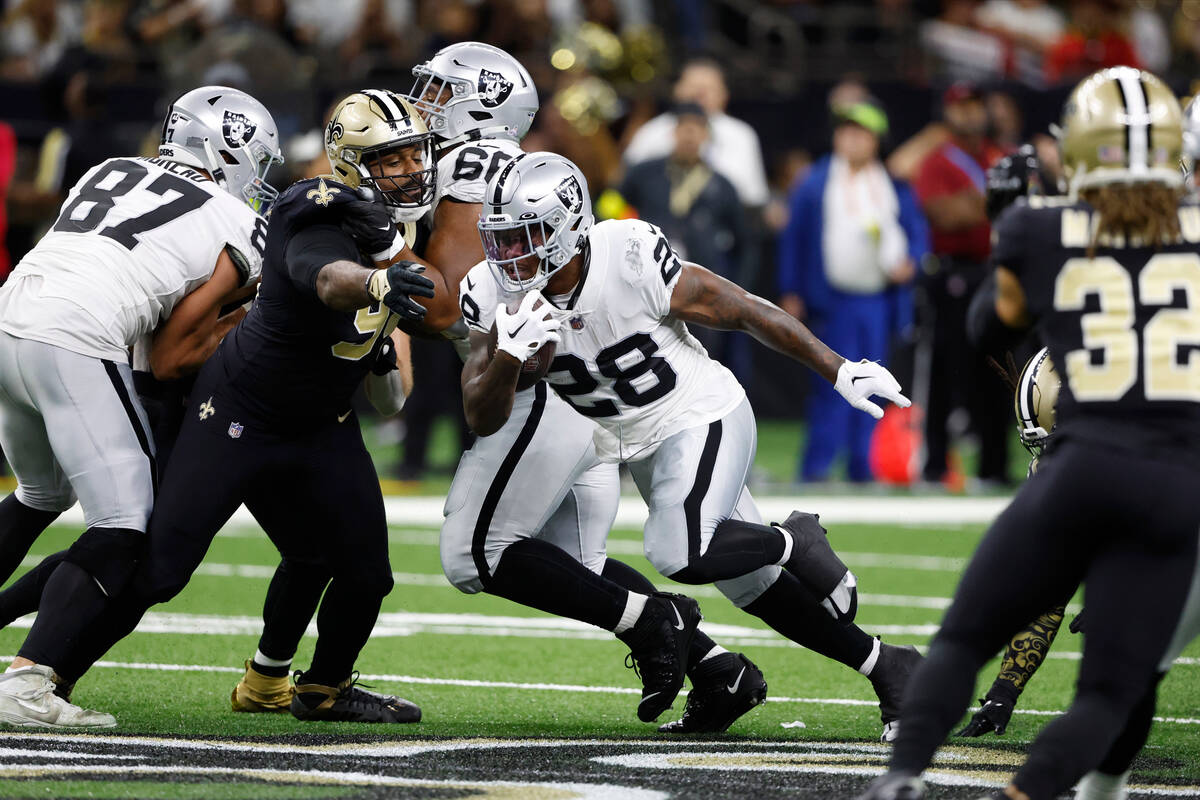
top-left (1, 507), bottom-right (1198, 799)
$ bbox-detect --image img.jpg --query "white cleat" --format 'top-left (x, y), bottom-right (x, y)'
top-left (0, 665), bottom-right (116, 728)
top-left (881, 720), bottom-right (901, 743)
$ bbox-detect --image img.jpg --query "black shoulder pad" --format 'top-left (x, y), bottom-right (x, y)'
top-left (270, 177), bottom-right (359, 233)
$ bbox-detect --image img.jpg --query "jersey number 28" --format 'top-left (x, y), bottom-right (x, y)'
top-left (547, 332), bottom-right (677, 417)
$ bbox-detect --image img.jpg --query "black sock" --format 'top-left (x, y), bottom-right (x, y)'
top-left (257, 559), bottom-right (330, 666)
top-left (670, 519), bottom-right (786, 584)
top-left (18, 561), bottom-right (107, 668)
top-left (742, 570), bottom-right (873, 669)
top-left (0, 495), bottom-right (60, 586)
top-left (0, 550), bottom-right (66, 629)
top-left (251, 660), bottom-right (291, 678)
top-left (55, 588), bottom-right (151, 684)
top-left (1096, 673), bottom-right (1163, 775)
top-left (305, 576), bottom-right (386, 688)
top-left (486, 538), bottom-right (628, 630)
top-left (602, 557), bottom-right (719, 671)
top-left (889, 639), bottom-right (984, 775)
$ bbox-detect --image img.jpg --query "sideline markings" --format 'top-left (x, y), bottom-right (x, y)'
top-left (3, 656), bottom-right (1198, 726)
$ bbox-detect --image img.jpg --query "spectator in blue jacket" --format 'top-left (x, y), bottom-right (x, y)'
top-left (778, 99), bottom-right (930, 482)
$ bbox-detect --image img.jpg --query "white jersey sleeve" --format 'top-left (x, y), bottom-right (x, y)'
top-left (457, 261), bottom-right (503, 335)
top-left (435, 139), bottom-right (524, 206)
top-left (0, 156), bottom-right (268, 362)
top-left (545, 219), bottom-right (745, 462)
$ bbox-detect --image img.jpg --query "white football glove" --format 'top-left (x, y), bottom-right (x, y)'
top-left (834, 358), bottom-right (911, 419)
top-left (494, 290), bottom-right (562, 362)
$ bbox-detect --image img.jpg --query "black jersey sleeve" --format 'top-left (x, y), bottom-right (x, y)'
top-left (284, 223), bottom-right (360, 295)
top-left (989, 202), bottom-right (1028, 276)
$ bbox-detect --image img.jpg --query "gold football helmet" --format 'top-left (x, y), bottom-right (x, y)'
top-left (1015, 347), bottom-right (1060, 458)
top-left (325, 89), bottom-right (435, 221)
top-left (1058, 67), bottom-right (1183, 192)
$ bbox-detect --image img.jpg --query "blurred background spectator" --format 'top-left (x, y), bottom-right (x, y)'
top-left (618, 101), bottom-right (752, 381)
top-left (0, 0), bottom-right (1192, 488)
top-left (777, 98), bottom-right (927, 483)
top-left (910, 83), bottom-right (1010, 488)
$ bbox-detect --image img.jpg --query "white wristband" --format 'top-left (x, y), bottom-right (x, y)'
top-left (370, 227), bottom-right (406, 263)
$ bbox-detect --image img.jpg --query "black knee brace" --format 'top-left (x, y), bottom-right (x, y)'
top-left (64, 527), bottom-right (143, 596)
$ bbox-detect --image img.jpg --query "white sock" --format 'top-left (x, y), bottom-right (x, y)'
top-left (699, 645), bottom-right (729, 663)
top-left (613, 592), bottom-right (649, 634)
top-left (1075, 770), bottom-right (1130, 800)
top-left (253, 650), bottom-right (292, 669)
top-left (858, 637), bottom-right (882, 676)
top-left (774, 524), bottom-right (794, 565)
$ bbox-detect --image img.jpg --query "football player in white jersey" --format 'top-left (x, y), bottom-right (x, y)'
top-left (461, 152), bottom-right (925, 740)
top-left (396, 43), bottom-right (777, 730)
top-left (0, 86), bottom-right (282, 728)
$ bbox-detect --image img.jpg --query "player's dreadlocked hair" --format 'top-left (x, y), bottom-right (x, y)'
top-left (1080, 183), bottom-right (1184, 257)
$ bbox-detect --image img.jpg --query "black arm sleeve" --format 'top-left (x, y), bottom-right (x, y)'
top-left (284, 223), bottom-right (360, 295)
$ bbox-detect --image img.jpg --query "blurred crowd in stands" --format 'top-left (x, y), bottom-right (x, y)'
top-left (1, 0), bottom-right (1193, 487)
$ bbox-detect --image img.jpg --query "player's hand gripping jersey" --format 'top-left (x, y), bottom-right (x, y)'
top-left (461, 219), bottom-right (745, 461)
top-left (992, 196), bottom-right (1200, 456)
top-left (0, 156), bottom-right (265, 361)
top-left (214, 177), bottom-right (407, 429)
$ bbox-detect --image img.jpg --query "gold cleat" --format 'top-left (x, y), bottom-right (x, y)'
top-left (231, 660), bottom-right (294, 713)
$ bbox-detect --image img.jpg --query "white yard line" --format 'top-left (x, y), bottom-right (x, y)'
top-left (6, 493), bottom-right (1009, 528)
top-left (1, 655), bottom-right (1197, 726)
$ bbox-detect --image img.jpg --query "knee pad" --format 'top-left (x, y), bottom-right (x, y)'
top-left (277, 558), bottom-right (332, 586)
top-left (64, 527), bottom-right (143, 596)
top-left (668, 562), bottom-right (723, 585)
top-left (715, 566), bottom-right (782, 608)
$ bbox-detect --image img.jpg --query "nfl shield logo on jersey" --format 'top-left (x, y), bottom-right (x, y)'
top-left (478, 69), bottom-right (513, 108)
top-left (228, 422), bottom-right (244, 439)
top-left (222, 110), bottom-right (257, 149)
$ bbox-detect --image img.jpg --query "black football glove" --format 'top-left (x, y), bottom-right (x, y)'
top-left (1069, 608), bottom-right (1086, 634)
top-left (372, 336), bottom-right (399, 375)
top-left (955, 698), bottom-right (1013, 737)
top-left (341, 188), bottom-right (401, 256)
top-left (367, 260), bottom-right (435, 322)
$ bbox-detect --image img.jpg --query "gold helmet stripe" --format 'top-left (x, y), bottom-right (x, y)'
top-left (361, 88), bottom-right (409, 125)
top-left (1114, 69), bottom-right (1150, 176)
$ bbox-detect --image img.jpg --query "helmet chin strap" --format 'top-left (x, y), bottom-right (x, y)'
top-left (201, 138), bottom-right (229, 189)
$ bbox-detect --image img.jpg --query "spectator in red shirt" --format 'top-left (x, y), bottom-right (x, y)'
top-left (1044, 0), bottom-right (1141, 85)
top-left (912, 83), bottom-right (1011, 488)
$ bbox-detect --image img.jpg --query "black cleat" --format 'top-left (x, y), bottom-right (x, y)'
top-left (956, 698), bottom-right (1014, 737)
top-left (870, 642), bottom-right (923, 742)
top-left (775, 510), bottom-right (858, 623)
top-left (290, 672), bottom-right (421, 723)
top-left (855, 772), bottom-right (926, 800)
top-left (618, 592), bottom-right (702, 722)
top-left (658, 652), bottom-right (767, 733)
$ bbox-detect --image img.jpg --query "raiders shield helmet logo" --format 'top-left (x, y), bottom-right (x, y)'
top-left (554, 176), bottom-right (583, 213)
top-left (478, 69), bottom-right (514, 108)
top-left (222, 110), bottom-right (257, 149)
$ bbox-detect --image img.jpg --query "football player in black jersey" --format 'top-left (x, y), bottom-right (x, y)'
top-left (40, 89), bottom-right (437, 724)
top-left (860, 67), bottom-right (1200, 800)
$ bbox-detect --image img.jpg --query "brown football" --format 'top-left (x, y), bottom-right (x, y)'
top-left (486, 298), bottom-right (557, 391)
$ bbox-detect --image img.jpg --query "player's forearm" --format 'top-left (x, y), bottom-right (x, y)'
top-left (462, 354), bottom-right (522, 436)
top-left (149, 305), bottom-right (246, 380)
top-left (315, 260), bottom-right (375, 311)
top-left (686, 284), bottom-right (844, 383)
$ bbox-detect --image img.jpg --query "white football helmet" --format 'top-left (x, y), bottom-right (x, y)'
top-left (159, 85), bottom-right (283, 213)
top-left (404, 42), bottom-right (538, 148)
top-left (1015, 347), bottom-right (1060, 457)
top-left (1182, 94), bottom-right (1200, 182)
top-left (478, 152), bottom-right (593, 292)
